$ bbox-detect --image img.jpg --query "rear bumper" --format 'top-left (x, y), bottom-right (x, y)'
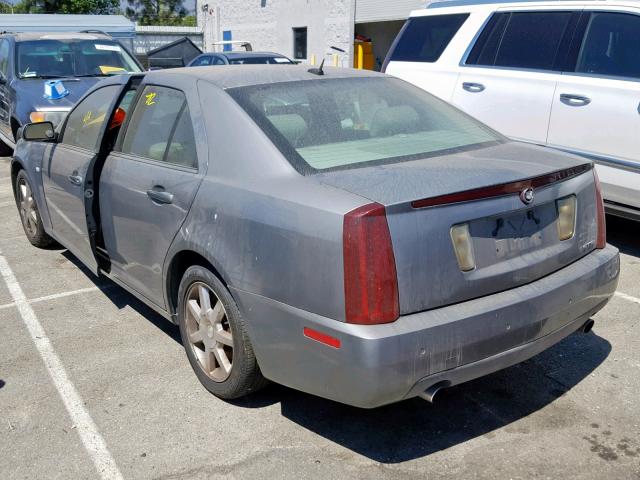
top-left (232, 245), bottom-right (619, 408)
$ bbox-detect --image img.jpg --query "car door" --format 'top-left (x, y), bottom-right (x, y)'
top-left (452, 9), bottom-right (580, 143)
top-left (99, 82), bottom-right (205, 308)
top-left (42, 84), bottom-right (122, 274)
top-left (547, 10), bottom-right (640, 210)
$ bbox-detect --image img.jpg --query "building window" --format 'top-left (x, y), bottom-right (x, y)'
top-left (293, 27), bottom-right (307, 60)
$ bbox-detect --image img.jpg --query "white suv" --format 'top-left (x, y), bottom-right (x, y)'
top-left (384, 0), bottom-right (640, 221)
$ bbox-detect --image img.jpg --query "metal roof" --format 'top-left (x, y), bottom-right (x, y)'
top-left (149, 64), bottom-right (383, 90)
top-left (0, 14), bottom-right (136, 38)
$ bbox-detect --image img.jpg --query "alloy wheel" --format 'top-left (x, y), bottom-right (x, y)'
top-left (184, 282), bottom-right (234, 382)
top-left (18, 178), bottom-right (38, 237)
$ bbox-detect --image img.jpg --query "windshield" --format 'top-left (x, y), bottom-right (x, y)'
top-left (228, 56), bottom-right (294, 65)
top-left (228, 77), bottom-right (502, 173)
top-left (16, 39), bottom-right (142, 79)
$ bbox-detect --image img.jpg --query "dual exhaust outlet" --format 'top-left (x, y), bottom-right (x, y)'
top-left (418, 319), bottom-right (595, 403)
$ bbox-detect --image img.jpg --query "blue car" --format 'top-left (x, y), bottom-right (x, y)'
top-left (0, 31), bottom-right (143, 154)
top-left (188, 51), bottom-right (295, 67)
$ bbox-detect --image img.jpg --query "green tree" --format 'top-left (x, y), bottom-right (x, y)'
top-left (125, 0), bottom-right (187, 26)
top-left (18, 0), bottom-right (119, 14)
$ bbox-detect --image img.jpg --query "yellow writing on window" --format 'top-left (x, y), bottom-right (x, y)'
top-left (145, 92), bottom-right (157, 106)
top-left (82, 111), bottom-right (93, 124)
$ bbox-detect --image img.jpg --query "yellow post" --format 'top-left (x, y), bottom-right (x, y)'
top-left (333, 53), bottom-right (339, 67)
top-left (357, 44), bottom-right (364, 69)
top-left (310, 54), bottom-right (316, 66)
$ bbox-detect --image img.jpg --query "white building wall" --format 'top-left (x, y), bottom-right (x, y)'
top-left (198, 0), bottom-right (355, 66)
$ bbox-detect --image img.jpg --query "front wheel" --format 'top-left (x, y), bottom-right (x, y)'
top-left (15, 170), bottom-right (54, 248)
top-left (177, 265), bottom-right (268, 399)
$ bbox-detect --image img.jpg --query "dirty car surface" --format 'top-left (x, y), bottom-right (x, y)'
top-left (10, 65), bottom-right (620, 408)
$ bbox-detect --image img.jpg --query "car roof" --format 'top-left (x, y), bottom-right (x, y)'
top-left (413, 0), bottom-right (640, 15)
top-left (2, 31), bottom-right (112, 42)
top-left (220, 52), bottom-right (289, 59)
top-left (147, 64), bottom-right (383, 90)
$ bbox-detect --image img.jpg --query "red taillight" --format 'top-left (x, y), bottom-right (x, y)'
top-left (593, 169), bottom-right (606, 249)
top-left (343, 203), bottom-right (399, 324)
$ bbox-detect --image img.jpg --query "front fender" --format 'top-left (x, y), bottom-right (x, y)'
top-left (12, 139), bottom-right (54, 234)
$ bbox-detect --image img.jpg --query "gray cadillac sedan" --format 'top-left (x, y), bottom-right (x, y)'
top-left (11, 66), bottom-right (619, 408)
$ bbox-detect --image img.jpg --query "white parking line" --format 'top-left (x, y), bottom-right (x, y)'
top-left (0, 251), bottom-right (123, 480)
top-left (0, 285), bottom-right (115, 311)
top-left (615, 291), bottom-right (640, 305)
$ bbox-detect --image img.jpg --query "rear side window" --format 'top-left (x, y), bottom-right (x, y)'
top-left (62, 85), bottom-right (120, 151)
top-left (467, 11), bottom-right (572, 71)
top-left (575, 12), bottom-right (640, 79)
top-left (389, 14), bottom-right (469, 63)
top-left (121, 86), bottom-right (197, 168)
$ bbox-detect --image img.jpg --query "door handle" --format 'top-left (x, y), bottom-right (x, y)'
top-left (146, 188), bottom-right (174, 205)
top-left (559, 94), bottom-right (591, 107)
top-left (68, 174), bottom-right (82, 186)
top-left (462, 82), bottom-right (485, 93)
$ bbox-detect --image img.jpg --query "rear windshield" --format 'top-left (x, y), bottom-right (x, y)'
top-left (388, 14), bottom-right (469, 63)
top-left (228, 77), bottom-right (501, 173)
top-left (16, 39), bottom-right (142, 79)
top-left (228, 56), bottom-right (294, 65)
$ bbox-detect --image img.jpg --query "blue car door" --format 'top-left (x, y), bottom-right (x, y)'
top-left (42, 84), bottom-right (123, 274)
top-left (98, 81), bottom-right (206, 309)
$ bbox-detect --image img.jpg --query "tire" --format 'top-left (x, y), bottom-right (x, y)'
top-left (177, 265), bottom-right (268, 399)
top-left (0, 139), bottom-right (13, 157)
top-left (15, 170), bottom-right (54, 248)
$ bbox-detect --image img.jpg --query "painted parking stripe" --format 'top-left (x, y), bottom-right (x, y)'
top-left (0, 251), bottom-right (124, 480)
top-left (615, 291), bottom-right (640, 305)
top-left (0, 285), bottom-right (115, 311)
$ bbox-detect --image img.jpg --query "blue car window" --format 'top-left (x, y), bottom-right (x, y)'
top-left (61, 85), bottom-right (120, 151)
top-left (121, 85), bottom-right (197, 168)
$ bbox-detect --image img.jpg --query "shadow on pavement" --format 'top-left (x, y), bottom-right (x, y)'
top-left (0, 379), bottom-right (5, 389)
top-left (606, 215), bottom-right (639, 257)
top-left (231, 330), bottom-right (610, 463)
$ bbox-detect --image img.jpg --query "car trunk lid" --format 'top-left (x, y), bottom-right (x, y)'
top-left (317, 142), bottom-right (599, 315)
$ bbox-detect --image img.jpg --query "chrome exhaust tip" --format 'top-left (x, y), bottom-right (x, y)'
top-left (581, 319), bottom-right (595, 334)
top-left (419, 381), bottom-right (450, 403)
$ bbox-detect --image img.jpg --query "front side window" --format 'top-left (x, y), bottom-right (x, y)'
top-left (467, 11), bottom-right (572, 71)
top-left (62, 85), bottom-right (120, 151)
top-left (388, 14), bottom-right (469, 63)
top-left (228, 77), bottom-right (501, 173)
top-left (575, 12), bottom-right (640, 79)
top-left (121, 86), bottom-right (197, 168)
top-left (293, 27), bottom-right (307, 60)
top-left (15, 39), bottom-right (141, 79)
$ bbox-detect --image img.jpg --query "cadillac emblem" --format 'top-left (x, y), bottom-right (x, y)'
top-left (520, 187), bottom-right (535, 205)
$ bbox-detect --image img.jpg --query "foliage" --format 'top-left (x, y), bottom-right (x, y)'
top-left (125, 0), bottom-right (188, 26)
top-left (14, 0), bottom-right (120, 14)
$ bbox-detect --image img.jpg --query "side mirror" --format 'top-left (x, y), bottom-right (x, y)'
top-left (22, 121), bottom-right (56, 142)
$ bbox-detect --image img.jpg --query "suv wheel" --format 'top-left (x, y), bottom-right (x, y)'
top-left (15, 170), bottom-right (54, 248)
top-left (177, 265), bottom-right (268, 399)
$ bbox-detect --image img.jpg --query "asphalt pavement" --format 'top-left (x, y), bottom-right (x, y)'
top-left (0, 157), bottom-right (638, 479)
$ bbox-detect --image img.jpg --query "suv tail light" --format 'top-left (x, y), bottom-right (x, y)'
top-left (593, 169), bottom-right (606, 249)
top-left (343, 203), bottom-right (399, 324)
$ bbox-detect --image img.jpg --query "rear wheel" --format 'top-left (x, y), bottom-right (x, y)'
top-left (177, 265), bottom-right (267, 399)
top-left (15, 170), bottom-right (54, 248)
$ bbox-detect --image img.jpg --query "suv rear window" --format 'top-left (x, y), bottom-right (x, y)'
top-left (467, 11), bottom-right (572, 71)
top-left (388, 14), bottom-right (469, 63)
top-left (228, 77), bottom-right (501, 173)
